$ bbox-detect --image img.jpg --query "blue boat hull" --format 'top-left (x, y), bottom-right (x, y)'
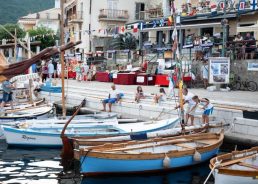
top-left (80, 148), bottom-right (219, 176)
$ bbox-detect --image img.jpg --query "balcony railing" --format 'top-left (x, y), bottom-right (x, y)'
top-left (68, 11), bottom-right (83, 23)
top-left (98, 9), bottom-right (129, 22)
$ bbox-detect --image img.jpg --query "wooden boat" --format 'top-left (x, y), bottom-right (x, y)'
top-left (74, 131), bottom-right (224, 176)
top-left (0, 104), bottom-right (52, 122)
top-left (210, 147), bottom-right (258, 184)
top-left (72, 121), bottom-right (227, 148)
top-left (1, 117), bottom-right (179, 147)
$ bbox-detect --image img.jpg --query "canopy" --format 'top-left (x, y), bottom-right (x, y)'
top-left (237, 24), bottom-right (258, 32)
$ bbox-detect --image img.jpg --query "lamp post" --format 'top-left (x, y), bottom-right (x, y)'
top-left (221, 0), bottom-right (228, 57)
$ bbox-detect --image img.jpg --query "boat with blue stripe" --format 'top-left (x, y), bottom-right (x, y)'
top-left (74, 131), bottom-right (224, 176)
top-left (1, 117), bottom-right (179, 148)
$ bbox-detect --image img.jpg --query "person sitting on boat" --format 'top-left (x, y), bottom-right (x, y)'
top-left (153, 88), bottom-right (167, 104)
top-left (102, 84), bottom-right (120, 112)
top-left (0, 79), bottom-right (15, 112)
top-left (135, 86), bottom-right (145, 103)
top-left (200, 98), bottom-right (213, 125)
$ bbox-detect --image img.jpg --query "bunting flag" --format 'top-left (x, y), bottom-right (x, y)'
top-left (167, 16), bottom-right (173, 26)
top-left (219, 2), bottom-right (225, 9)
top-left (250, 0), bottom-right (258, 10)
top-left (120, 26), bottom-right (125, 33)
top-left (133, 24), bottom-right (138, 33)
top-left (239, 1), bottom-right (245, 10)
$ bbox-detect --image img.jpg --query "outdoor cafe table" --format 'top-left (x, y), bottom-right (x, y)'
top-left (96, 71), bottom-right (110, 82)
top-left (113, 73), bottom-right (137, 85)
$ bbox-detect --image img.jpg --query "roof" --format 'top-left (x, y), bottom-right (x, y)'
top-left (18, 8), bottom-right (61, 22)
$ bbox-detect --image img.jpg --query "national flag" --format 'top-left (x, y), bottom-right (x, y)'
top-left (210, 4), bottom-right (217, 12)
top-left (167, 16), bottom-right (173, 26)
top-left (133, 24), bottom-right (138, 33)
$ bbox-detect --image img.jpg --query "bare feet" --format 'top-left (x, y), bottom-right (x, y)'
top-left (101, 109), bottom-right (106, 112)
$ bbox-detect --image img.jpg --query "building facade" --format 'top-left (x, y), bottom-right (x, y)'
top-left (64, 0), bottom-right (164, 54)
top-left (18, 0), bottom-right (61, 33)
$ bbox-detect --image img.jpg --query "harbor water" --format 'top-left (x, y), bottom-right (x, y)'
top-left (0, 139), bottom-right (217, 184)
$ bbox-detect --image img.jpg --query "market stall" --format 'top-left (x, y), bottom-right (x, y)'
top-left (96, 71), bottom-right (110, 82)
top-left (136, 73), bottom-right (156, 86)
top-left (113, 73), bottom-right (137, 85)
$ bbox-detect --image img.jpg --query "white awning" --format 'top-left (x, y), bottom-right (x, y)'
top-left (237, 24), bottom-right (258, 32)
top-left (140, 22), bottom-right (222, 32)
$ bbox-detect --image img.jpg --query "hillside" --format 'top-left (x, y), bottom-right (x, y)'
top-left (0, 0), bottom-right (54, 24)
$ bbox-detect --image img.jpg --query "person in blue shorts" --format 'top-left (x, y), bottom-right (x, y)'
top-left (200, 98), bottom-right (214, 125)
top-left (102, 84), bottom-right (120, 112)
top-left (1, 79), bottom-right (15, 112)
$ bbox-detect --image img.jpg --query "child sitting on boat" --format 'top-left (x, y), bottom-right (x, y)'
top-left (135, 86), bottom-right (145, 103)
top-left (200, 98), bottom-right (214, 125)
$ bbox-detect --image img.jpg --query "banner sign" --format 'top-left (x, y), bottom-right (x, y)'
top-left (247, 62), bottom-right (258, 71)
top-left (209, 57), bottom-right (230, 84)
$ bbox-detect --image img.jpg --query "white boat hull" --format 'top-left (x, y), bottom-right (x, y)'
top-left (214, 171), bottom-right (258, 184)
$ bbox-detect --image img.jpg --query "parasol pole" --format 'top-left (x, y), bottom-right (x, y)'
top-left (60, 0), bottom-right (66, 118)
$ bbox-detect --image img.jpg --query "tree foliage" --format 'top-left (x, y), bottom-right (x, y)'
top-left (0, 23), bottom-right (25, 40)
top-left (0, 0), bottom-right (54, 24)
top-left (28, 26), bottom-right (58, 49)
top-left (108, 33), bottom-right (137, 50)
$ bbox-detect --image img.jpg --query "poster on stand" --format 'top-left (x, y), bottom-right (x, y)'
top-left (209, 57), bottom-right (230, 84)
top-left (247, 62), bottom-right (258, 71)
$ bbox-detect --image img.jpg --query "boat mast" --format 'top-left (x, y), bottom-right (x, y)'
top-left (14, 28), bottom-right (17, 62)
top-left (60, 0), bottom-right (66, 118)
top-left (171, 0), bottom-right (185, 131)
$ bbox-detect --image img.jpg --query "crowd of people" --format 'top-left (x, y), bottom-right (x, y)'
top-left (101, 84), bottom-right (213, 126)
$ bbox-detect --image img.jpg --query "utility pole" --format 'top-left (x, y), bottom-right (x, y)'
top-left (60, 0), bottom-right (66, 118)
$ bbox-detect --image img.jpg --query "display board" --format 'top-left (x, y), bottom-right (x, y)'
top-left (209, 57), bottom-right (230, 84)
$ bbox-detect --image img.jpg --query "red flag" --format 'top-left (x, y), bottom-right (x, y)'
top-left (120, 26), bottom-right (125, 33)
top-left (220, 2), bottom-right (225, 9)
top-left (167, 16), bottom-right (173, 26)
top-left (133, 24), bottom-right (138, 33)
top-left (239, 2), bottom-right (245, 10)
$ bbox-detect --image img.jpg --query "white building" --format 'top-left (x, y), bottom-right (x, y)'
top-left (18, 0), bottom-right (61, 33)
top-left (64, 0), bottom-right (163, 54)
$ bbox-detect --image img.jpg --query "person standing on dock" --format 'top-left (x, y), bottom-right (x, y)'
top-left (48, 60), bottom-right (54, 79)
top-left (201, 60), bottom-right (209, 89)
top-left (0, 79), bottom-right (15, 112)
top-left (102, 84), bottom-right (120, 112)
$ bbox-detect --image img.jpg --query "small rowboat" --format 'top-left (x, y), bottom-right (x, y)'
top-left (74, 131), bottom-right (224, 176)
top-left (210, 147), bottom-right (258, 184)
top-left (1, 117), bottom-right (179, 147)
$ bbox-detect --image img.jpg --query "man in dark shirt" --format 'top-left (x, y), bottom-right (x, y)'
top-left (244, 33), bottom-right (256, 59)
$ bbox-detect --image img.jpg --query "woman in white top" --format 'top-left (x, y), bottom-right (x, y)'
top-left (154, 88), bottom-right (167, 104)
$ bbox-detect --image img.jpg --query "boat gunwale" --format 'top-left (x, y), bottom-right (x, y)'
top-left (75, 132), bottom-right (224, 160)
top-left (210, 146), bottom-right (258, 177)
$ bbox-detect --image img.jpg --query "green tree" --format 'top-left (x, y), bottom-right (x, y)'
top-left (0, 23), bottom-right (25, 40)
top-left (28, 26), bottom-right (59, 49)
top-left (108, 32), bottom-right (137, 50)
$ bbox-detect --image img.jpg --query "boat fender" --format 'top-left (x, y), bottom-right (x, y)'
top-left (163, 153), bottom-right (171, 168)
top-left (193, 149), bottom-right (201, 162)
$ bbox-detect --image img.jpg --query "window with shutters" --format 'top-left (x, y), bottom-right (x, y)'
top-left (135, 3), bottom-right (145, 20)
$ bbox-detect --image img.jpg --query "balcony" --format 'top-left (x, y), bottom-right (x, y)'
top-left (98, 9), bottom-right (129, 22)
top-left (137, 8), bottom-right (163, 20)
top-left (68, 11), bottom-right (83, 24)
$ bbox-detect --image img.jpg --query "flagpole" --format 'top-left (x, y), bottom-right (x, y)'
top-left (60, 0), bottom-right (66, 118)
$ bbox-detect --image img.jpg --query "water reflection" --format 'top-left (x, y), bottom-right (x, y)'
top-left (81, 163), bottom-right (213, 184)
top-left (0, 139), bottom-right (214, 184)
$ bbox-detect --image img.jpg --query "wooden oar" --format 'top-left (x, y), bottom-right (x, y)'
top-left (60, 99), bottom-right (86, 160)
top-left (5, 104), bottom-right (48, 114)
